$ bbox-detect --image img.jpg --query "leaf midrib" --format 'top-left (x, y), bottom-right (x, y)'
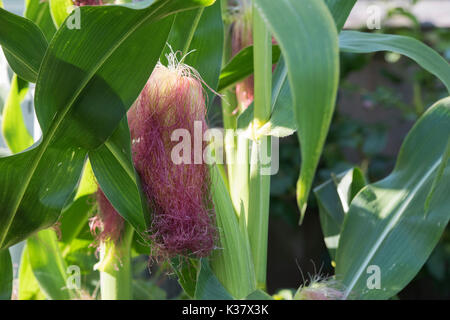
top-left (343, 156), bottom-right (443, 298)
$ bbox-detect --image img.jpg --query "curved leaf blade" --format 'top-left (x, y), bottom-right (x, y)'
top-left (218, 45), bottom-right (281, 92)
top-left (89, 118), bottom-right (149, 234)
top-left (336, 97), bottom-right (450, 299)
top-left (195, 259), bottom-right (233, 300)
top-left (0, 8), bottom-right (47, 83)
top-left (49, 0), bottom-right (73, 28)
top-left (324, 0), bottom-right (357, 31)
top-left (27, 229), bottom-right (76, 300)
top-left (254, 0), bottom-right (340, 222)
top-left (25, 0), bottom-right (57, 42)
top-left (1, 75), bottom-right (32, 153)
top-left (314, 168), bottom-right (366, 260)
top-left (18, 245), bottom-right (46, 300)
top-left (339, 31), bottom-right (450, 93)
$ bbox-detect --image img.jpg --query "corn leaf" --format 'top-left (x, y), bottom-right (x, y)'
top-left (336, 97), bottom-right (450, 299)
top-left (195, 258), bottom-right (233, 300)
top-left (27, 229), bottom-right (76, 300)
top-left (209, 164), bottom-right (256, 299)
top-left (0, 8), bottom-right (47, 83)
top-left (254, 0), bottom-right (340, 222)
top-left (0, 249), bottom-right (12, 300)
top-left (339, 31), bottom-right (450, 93)
top-left (18, 245), bottom-right (46, 300)
top-left (25, 0), bottom-right (57, 42)
top-left (1, 74), bottom-right (32, 153)
top-left (314, 168), bottom-right (366, 260)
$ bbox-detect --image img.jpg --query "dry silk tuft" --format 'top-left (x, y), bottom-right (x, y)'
top-left (128, 52), bottom-right (216, 260)
top-left (294, 275), bottom-right (347, 300)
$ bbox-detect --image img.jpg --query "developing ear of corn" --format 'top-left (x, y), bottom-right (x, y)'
top-left (90, 188), bottom-right (125, 245)
top-left (128, 53), bottom-right (216, 260)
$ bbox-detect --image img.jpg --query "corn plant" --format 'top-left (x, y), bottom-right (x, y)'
top-left (0, 0), bottom-right (449, 300)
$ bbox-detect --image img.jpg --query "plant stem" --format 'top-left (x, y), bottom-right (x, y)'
top-left (98, 223), bottom-right (134, 300)
top-left (247, 1), bottom-right (272, 290)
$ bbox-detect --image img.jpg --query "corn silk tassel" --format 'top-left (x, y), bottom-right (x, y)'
top-left (127, 52), bottom-right (216, 260)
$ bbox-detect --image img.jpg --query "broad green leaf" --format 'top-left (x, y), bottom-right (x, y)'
top-left (49, 0), bottom-right (73, 28)
top-left (171, 257), bottom-right (198, 298)
top-left (25, 0), bottom-right (57, 42)
top-left (218, 45), bottom-right (281, 92)
top-left (339, 31), bottom-right (450, 94)
top-left (314, 168), bottom-right (366, 260)
top-left (27, 229), bottom-right (76, 300)
top-left (336, 97), bottom-right (450, 299)
top-left (0, 8), bottom-right (47, 83)
top-left (254, 0), bottom-right (340, 222)
top-left (209, 164), bottom-right (256, 299)
top-left (0, 0), bottom-right (214, 250)
top-left (59, 160), bottom-right (97, 246)
top-left (18, 245), bottom-right (46, 300)
top-left (89, 118), bottom-right (149, 234)
top-left (324, 0), bottom-right (357, 31)
top-left (195, 258), bottom-right (233, 300)
top-left (0, 248), bottom-right (12, 300)
top-left (1, 74), bottom-right (32, 153)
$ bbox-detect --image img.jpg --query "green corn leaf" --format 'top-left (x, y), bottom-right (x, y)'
top-left (0, 249), bottom-right (12, 300)
top-left (314, 168), bottom-right (366, 260)
top-left (18, 245), bottom-right (46, 300)
top-left (324, 0), bottom-right (357, 31)
top-left (336, 97), bottom-right (450, 299)
top-left (171, 257), bottom-right (199, 298)
top-left (1, 74), bottom-right (32, 154)
top-left (27, 229), bottom-right (76, 300)
top-left (218, 45), bottom-right (281, 92)
top-left (254, 0), bottom-right (340, 222)
top-left (49, 0), bottom-right (73, 28)
top-left (25, 0), bottom-right (57, 42)
top-left (209, 164), bottom-right (256, 299)
top-left (0, 0), bottom-right (214, 250)
top-left (339, 31), bottom-right (450, 93)
top-left (89, 118), bottom-right (149, 234)
top-left (195, 258), bottom-right (233, 300)
top-left (59, 159), bottom-right (97, 245)
top-left (0, 8), bottom-right (48, 83)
